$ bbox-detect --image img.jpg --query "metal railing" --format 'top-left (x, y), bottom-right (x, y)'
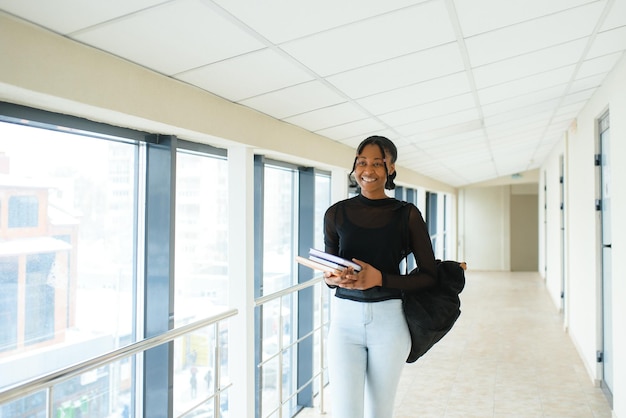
top-left (255, 275), bottom-right (330, 417)
top-left (0, 309), bottom-right (237, 416)
top-left (1, 277), bottom-right (331, 418)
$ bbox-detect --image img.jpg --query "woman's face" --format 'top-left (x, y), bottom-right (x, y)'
top-left (354, 143), bottom-right (395, 198)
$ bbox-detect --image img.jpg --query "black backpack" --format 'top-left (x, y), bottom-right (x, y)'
top-left (400, 203), bottom-right (466, 363)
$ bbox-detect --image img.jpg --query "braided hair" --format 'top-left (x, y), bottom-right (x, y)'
top-left (349, 135), bottom-right (398, 190)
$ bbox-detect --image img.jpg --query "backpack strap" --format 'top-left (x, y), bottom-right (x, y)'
top-left (400, 202), bottom-right (411, 275)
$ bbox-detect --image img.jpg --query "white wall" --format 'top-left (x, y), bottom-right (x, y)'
top-left (541, 52), bottom-right (626, 417)
top-left (539, 138), bottom-right (567, 313)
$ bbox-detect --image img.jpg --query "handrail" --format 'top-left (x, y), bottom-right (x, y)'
top-left (254, 275), bottom-right (323, 306)
top-left (0, 308), bottom-right (238, 406)
top-left (253, 274), bottom-right (329, 417)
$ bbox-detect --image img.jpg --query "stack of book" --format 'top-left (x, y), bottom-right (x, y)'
top-left (295, 248), bottom-right (362, 273)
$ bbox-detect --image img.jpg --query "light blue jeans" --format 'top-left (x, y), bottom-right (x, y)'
top-left (327, 297), bottom-right (411, 418)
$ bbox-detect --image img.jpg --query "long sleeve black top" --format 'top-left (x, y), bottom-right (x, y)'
top-left (324, 194), bottom-right (437, 302)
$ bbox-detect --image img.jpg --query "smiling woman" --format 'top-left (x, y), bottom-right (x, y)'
top-left (349, 135), bottom-right (398, 198)
top-left (321, 135), bottom-right (437, 418)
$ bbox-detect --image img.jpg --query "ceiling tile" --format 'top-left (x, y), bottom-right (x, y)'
top-left (490, 127), bottom-right (545, 145)
top-left (395, 109), bottom-right (481, 137)
top-left (576, 51), bottom-right (624, 79)
top-left (279, 1), bottom-right (456, 76)
top-left (213, 0), bottom-right (428, 44)
top-left (416, 119), bottom-right (485, 142)
top-left (238, 80), bottom-right (346, 119)
top-left (175, 48), bottom-right (314, 101)
top-left (378, 93), bottom-right (476, 126)
top-left (472, 39), bottom-right (587, 89)
top-left (412, 134), bottom-right (489, 158)
top-left (480, 86), bottom-right (566, 117)
top-left (485, 107), bottom-right (553, 128)
top-left (477, 65), bottom-right (575, 105)
top-left (487, 118), bottom-right (549, 138)
top-left (443, 163), bottom-right (498, 184)
top-left (437, 154), bottom-right (496, 173)
top-left (587, 26), bottom-right (626, 59)
top-left (552, 101), bottom-right (587, 119)
top-left (465, 2), bottom-right (604, 67)
top-left (568, 73), bottom-right (605, 93)
top-left (282, 103), bottom-right (370, 132)
top-left (453, 0), bottom-right (595, 37)
top-left (561, 89), bottom-right (595, 107)
top-left (73, 0), bottom-right (266, 75)
top-left (0, 0), bottom-right (165, 33)
top-left (315, 118), bottom-right (387, 141)
top-left (356, 72), bottom-right (472, 115)
top-left (338, 129), bottom-right (401, 150)
top-left (327, 43), bottom-right (465, 98)
top-left (601, 0), bottom-right (626, 31)
top-left (414, 164), bottom-right (470, 186)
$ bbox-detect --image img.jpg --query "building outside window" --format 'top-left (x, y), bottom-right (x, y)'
top-left (0, 119), bottom-right (137, 418)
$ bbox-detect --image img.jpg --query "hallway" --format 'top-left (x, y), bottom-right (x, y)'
top-left (299, 271), bottom-right (612, 418)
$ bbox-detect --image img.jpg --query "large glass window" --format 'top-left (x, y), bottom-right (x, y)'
top-left (313, 172), bottom-right (331, 394)
top-left (262, 163), bottom-right (297, 295)
top-left (0, 118), bottom-right (137, 418)
top-left (256, 164), bottom-right (332, 418)
top-left (173, 146), bottom-right (230, 417)
top-left (174, 147), bottom-right (229, 323)
top-left (257, 162), bottom-right (298, 417)
top-left (426, 191), bottom-right (438, 254)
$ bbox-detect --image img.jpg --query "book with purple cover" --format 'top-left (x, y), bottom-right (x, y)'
top-left (295, 256), bottom-right (344, 273)
top-left (296, 248), bottom-right (362, 272)
top-left (308, 248), bottom-right (362, 271)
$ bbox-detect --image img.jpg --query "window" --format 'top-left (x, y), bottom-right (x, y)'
top-left (0, 115), bottom-right (138, 418)
top-left (8, 195), bottom-right (39, 228)
top-left (254, 162), bottom-right (333, 417)
top-left (313, 172), bottom-right (331, 394)
top-left (173, 146), bottom-right (229, 417)
top-left (24, 253), bottom-right (55, 345)
top-left (0, 257), bottom-right (19, 352)
top-left (262, 163), bottom-right (297, 295)
top-left (426, 191), bottom-right (438, 253)
top-left (174, 147), bottom-right (229, 324)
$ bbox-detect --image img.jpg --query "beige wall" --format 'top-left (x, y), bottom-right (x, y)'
top-left (510, 193), bottom-right (538, 271)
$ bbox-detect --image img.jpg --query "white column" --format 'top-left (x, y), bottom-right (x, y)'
top-left (227, 145), bottom-right (255, 418)
top-left (331, 167), bottom-right (348, 204)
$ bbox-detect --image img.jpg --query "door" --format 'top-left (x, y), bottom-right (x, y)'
top-left (560, 156), bottom-right (565, 314)
top-left (599, 112), bottom-right (613, 405)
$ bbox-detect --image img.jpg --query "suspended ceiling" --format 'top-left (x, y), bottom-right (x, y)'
top-left (1, 0), bottom-right (625, 187)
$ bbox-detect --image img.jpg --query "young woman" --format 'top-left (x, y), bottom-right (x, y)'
top-left (323, 135), bottom-right (437, 418)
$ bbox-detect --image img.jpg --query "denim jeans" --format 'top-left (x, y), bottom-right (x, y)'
top-left (327, 297), bottom-right (411, 418)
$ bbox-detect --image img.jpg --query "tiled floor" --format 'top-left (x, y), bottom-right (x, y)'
top-left (297, 271), bottom-right (613, 418)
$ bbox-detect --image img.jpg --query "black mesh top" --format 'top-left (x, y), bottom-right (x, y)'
top-left (324, 194), bottom-right (437, 302)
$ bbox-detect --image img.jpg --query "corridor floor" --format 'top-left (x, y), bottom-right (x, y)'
top-left (298, 270), bottom-right (612, 418)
